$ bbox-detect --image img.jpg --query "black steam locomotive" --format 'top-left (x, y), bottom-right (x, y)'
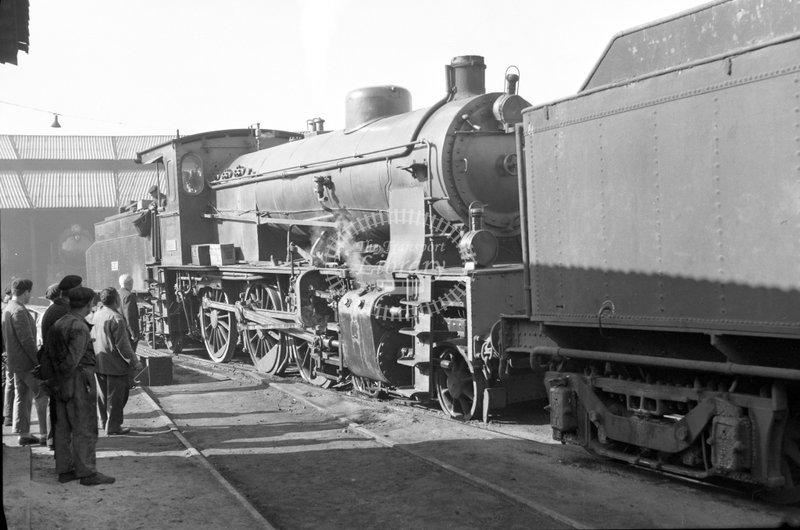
top-left (88, 54), bottom-right (540, 421)
top-left (87, 0), bottom-right (799, 501)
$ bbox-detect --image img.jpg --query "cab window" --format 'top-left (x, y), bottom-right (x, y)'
top-left (181, 154), bottom-right (205, 195)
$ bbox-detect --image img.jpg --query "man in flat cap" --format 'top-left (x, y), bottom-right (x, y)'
top-left (39, 275), bottom-right (83, 451)
top-left (44, 286), bottom-right (115, 486)
top-left (148, 185), bottom-right (167, 209)
top-left (2, 278), bottom-right (48, 445)
top-left (44, 284), bottom-right (61, 303)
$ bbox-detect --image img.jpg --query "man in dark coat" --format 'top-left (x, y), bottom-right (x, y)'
top-left (40, 275), bottom-right (83, 451)
top-left (45, 286), bottom-right (115, 486)
top-left (118, 274), bottom-right (140, 352)
top-left (92, 287), bottom-right (141, 435)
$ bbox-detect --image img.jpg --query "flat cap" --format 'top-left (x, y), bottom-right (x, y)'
top-left (45, 283), bottom-right (61, 300)
top-left (57, 275), bottom-right (83, 292)
top-left (68, 286), bottom-right (96, 308)
top-left (148, 184), bottom-right (159, 194)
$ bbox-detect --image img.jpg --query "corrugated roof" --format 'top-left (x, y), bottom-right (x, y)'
top-left (0, 136), bottom-right (17, 159)
top-left (0, 171), bottom-right (31, 208)
top-left (14, 136), bottom-right (116, 159)
top-left (115, 136), bottom-right (173, 159)
top-left (118, 168), bottom-right (161, 205)
top-left (0, 135), bottom-right (173, 160)
top-left (23, 170), bottom-right (116, 207)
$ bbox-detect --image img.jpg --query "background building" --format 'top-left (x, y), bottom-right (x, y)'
top-left (0, 134), bottom-right (172, 298)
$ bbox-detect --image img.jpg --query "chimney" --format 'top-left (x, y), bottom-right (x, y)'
top-left (450, 55), bottom-right (486, 100)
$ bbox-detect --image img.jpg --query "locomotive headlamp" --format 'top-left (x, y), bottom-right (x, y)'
top-left (458, 202), bottom-right (498, 268)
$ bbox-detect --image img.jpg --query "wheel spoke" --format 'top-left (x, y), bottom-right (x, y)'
top-left (243, 284), bottom-right (290, 375)
top-left (435, 350), bottom-right (484, 420)
top-left (199, 287), bottom-right (236, 363)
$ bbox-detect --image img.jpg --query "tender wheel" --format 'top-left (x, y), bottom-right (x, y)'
top-left (293, 340), bottom-right (331, 388)
top-left (761, 412), bottom-right (800, 504)
top-left (353, 375), bottom-right (385, 398)
top-left (243, 284), bottom-right (290, 375)
top-left (198, 288), bottom-right (237, 363)
top-left (435, 349), bottom-right (485, 420)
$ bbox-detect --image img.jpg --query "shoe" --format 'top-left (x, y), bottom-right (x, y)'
top-left (58, 471), bottom-right (78, 483)
top-left (107, 427), bottom-right (131, 435)
top-left (18, 435), bottom-right (41, 446)
top-left (80, 472), bottom-right (115, 486)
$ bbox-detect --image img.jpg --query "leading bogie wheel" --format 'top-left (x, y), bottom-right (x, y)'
top-left (434, 349), bottom-right (485, 420)
top-left (243, 284), bottom-right (290, 375)
top-left (198, 288), bottom-right (237, 363)
top-left (292, 339), bottom-right (332, 388)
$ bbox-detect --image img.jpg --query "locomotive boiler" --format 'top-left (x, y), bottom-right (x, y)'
top-left (88, 55), bottom-right (542, 419)
top-left (504, 0), bottom-right (800, 501)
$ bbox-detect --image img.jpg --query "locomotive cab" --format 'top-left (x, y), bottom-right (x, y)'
top-left (136, 128), bottom-right (299, 265)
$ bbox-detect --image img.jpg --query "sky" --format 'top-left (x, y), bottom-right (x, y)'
top-left (0, 0), bottom-right (706, 136)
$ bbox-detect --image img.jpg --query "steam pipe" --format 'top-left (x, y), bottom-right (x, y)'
top-left (532, 346), bottom-right (800, 381)
top-left (212, 63), bottom-right (458, 192)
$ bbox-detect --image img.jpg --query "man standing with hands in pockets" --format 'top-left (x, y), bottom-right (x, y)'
top-left (91, 287), bottom-right (142, 435)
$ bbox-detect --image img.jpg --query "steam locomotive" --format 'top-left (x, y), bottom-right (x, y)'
top-left (87, 54), bottom-right (541, 420)
top-left (86, 0), bottom-right (799, 500)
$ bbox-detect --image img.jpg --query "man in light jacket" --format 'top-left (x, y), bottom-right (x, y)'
top-left (91, 287), bottom-right (142, 435)
top-left (2, 278), bottom-right (48, 445)
top-left (118, 274), bottom-right (140, 352)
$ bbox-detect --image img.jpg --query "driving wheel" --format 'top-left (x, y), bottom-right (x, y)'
top-left (243, 284), bottom-right (290, 375)
top-left (198, 288), bottom-right (237, 363)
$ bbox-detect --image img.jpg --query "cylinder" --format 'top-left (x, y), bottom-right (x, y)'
top-left (345, 86), bottom-right (412, 132)
top-left (451, 55), bottom-right (486, 100)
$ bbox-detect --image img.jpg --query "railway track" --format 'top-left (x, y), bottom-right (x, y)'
top-left (139, 344), bottom-right (797, 528)
top-left (146, 349), bottom-right (577, 528)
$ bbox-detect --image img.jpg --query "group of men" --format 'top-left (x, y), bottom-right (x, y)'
top-left (1, 273), bottom-right (143, 486)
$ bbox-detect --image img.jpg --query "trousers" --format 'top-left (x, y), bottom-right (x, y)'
top-left (95, 372), bottom-right (130, 433)
top-left (54, 366), bottom-right (98, 478)
top-left (13, 370), bottom-right (48, 437)
top-left (3, 366), bottom-right (15, 420)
